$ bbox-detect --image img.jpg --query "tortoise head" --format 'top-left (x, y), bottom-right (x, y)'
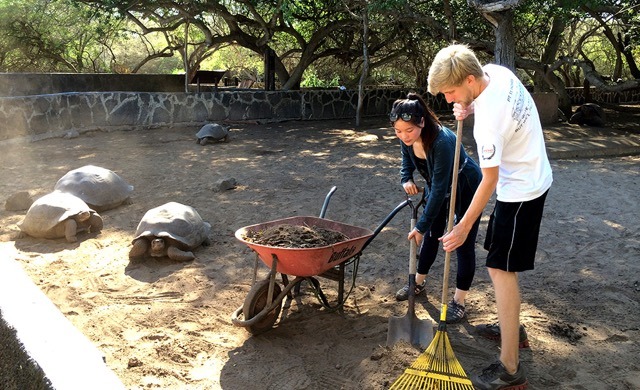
top-left (74, 211), bottom-right (91, 222)
top-left (150, 238), bottom-right (167, 257)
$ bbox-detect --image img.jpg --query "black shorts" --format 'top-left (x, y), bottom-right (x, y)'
top-left (484, 190), bottom-right (549, 272)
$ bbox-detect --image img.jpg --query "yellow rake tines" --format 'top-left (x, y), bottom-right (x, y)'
top-left (389, 315), bottom-right (474, 390)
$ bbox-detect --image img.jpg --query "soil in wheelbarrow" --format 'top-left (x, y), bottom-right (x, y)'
top-left (242, 224), bottom-right (349, 248)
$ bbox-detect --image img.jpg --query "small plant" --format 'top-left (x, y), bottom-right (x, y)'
top-left (301, 70), bottom-right (340, 89)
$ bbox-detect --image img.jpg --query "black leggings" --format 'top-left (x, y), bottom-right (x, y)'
top-left (416, 202), bottom-right (480, 291)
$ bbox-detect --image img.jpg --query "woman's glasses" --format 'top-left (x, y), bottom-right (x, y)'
top-left (389, 112), bottom-right (414, 122)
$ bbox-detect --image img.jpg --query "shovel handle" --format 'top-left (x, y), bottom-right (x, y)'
top-left (409, 218), bottom-right (417, 274)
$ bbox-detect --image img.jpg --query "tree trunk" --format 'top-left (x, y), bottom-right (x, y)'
top-left (468, 1), bottom-right (523, 71)
top-left (583, 78), bottom-right (591, 103)
top-left (356, 6), bottom-right (370, 128)
top-left (545, 69), bottom-right (572, 118)
top-left (620, 32), bottom-right (640, 79)
top-left (264, 48), bottom-right (276, 91)
top-left (534, 16), bottom-right (565, 92)
top-left (184, 19), bottom-right (189, 93)
top-left (489, 10), bottom-right (515, 70)
top-left (442, 0), bottom-right (456, 40)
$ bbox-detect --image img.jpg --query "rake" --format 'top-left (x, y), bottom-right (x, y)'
top-left (389, 120), bottom-right (474, 390)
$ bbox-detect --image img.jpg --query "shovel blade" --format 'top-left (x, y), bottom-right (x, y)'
top-left (386, 313), bottom-right (434, 349)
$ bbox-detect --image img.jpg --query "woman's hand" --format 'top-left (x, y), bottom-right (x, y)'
top-left (408, 228), bottom-right (423, 246)
top-left (403, 181), bottom-right (419, 195)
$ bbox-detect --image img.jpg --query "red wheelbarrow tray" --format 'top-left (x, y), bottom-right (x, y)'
top-left (235, 216), bottom-right (374, 277)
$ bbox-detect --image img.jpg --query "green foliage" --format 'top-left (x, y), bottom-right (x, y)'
top-left (300, 68), bottom-right (341, 88)
top-left (198, 45), bottom-right (263, 80)
top-left (2, 0), bottom-right (639, 93)
top-left (0, 0), bottom-right (124, 72)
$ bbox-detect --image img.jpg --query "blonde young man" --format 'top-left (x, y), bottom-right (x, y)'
top-left (428, 44), bottom-right (553, 390)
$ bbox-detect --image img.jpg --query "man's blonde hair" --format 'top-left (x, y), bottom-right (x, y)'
top-left (427, 44), bottom-right (484, 95)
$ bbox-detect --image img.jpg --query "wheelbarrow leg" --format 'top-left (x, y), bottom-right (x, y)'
top-left (317, 264), bottom-right (346, 313)
top-left (267, 254), bottom-right (278, 304)
top-left (337, 263), bottom-right (345, 312)
top-left (294, 278), bottom-right (303, 296)
top-left (281, 274), bottom-right (293, 299)
top-left (252, 252), bottom-right (260, 286)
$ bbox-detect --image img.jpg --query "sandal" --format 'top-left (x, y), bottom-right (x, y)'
top-left (395, 279), bottom-right (427, 301)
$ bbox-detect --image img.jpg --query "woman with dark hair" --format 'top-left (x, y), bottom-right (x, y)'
top-left (390, 92), bottom-right (482, 323)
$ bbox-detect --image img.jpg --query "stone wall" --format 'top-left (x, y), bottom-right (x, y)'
top-left (0, 72), bottom-right (569, 143)
top-left (0, 89), bottom-right (452, 142)
top-left (566, 87), bottom-right (640, 105)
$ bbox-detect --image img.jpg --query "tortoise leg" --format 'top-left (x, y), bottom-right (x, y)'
top-left (129, 239), bottom-right (149, 258)
top-left (167, 246), bottom-right (195, 261)
top-left (64, 219), bottom-right (78, 243)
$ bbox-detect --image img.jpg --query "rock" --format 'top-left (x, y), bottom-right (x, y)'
top-left (63, 130), bottom-right (80, 139)
top-left (5, 191), bottom-right (34, 211)
top-left (213, 178), bottom-right (237, 191)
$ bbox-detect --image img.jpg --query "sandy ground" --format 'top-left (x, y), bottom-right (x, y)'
top-left (1, 114), bottom-right (639, 390)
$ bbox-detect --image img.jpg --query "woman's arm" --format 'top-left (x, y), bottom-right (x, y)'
top-left (400, 141), bottom-right (416, 185)
top-left (414, 136), bottom-right (453, 234)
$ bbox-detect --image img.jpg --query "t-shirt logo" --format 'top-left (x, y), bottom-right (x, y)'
top-left (482, 144), bottom-right (496, 160)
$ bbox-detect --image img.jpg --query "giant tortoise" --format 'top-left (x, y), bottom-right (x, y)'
top-left (196, 123), bottom-right (230, 145)
top-left (569, 103), bottom-right (606, 127)
top-left (129, 202), bottom-right (211, 261)
top-left (54, 165), bottom-right (134, 212)
top-left (18, 191), bottom-right (103, 243)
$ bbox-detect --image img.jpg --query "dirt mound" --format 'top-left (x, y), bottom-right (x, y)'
top-left (243, 224), bottom-right (349, 248)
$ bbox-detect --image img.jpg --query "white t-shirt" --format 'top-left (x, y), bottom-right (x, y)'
top-left (473, 64), bottom-right (553, 202)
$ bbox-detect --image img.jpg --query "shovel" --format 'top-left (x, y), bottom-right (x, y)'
top-left (387, 194), bottom-right (434, 349)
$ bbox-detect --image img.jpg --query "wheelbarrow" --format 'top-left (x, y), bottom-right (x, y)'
top-left (230, 186), bottom-right (420, 335)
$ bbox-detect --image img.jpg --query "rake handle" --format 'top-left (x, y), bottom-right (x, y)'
top-left (440, 120), bottom-right (463, 321)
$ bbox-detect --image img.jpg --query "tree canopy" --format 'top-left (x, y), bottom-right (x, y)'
top-left (1, 0), bottom-right (638, 114)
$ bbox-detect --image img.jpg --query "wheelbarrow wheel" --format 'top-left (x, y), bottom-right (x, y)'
top-left (243, 279), bottom-right (283, 335)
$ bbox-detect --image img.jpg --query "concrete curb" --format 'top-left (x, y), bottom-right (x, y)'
top-left (546, 133), bottom-right (640, 160)
top-left (0, 257), bottom-right (125, 390)
top-left (548, 145), bottom-right (640, 159)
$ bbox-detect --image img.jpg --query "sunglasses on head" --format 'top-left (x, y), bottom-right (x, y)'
top-left (389, 112), bottom-right (414, 122)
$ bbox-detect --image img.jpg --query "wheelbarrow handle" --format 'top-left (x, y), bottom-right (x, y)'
top-left (360, 188), bottom-right (425, 253)
top-left (408, 187), bottom-right (426, 220)
top-left (319, 186), bottom-right (338, 218)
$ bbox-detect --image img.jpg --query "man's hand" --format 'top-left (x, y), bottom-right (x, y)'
top-left (453, 102), bottom-right (474, 121)
top-left (439, 224), bottom-right (469, 252)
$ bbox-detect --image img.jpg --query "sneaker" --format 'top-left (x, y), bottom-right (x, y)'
top-left (445, 299), bottom-right (466, 323)
top-left (395, 279), bottom-right (427, 301)
top-left (472, 361), bottom-right (528, 390)
top-left (476, 323), bottom-right (530, 349)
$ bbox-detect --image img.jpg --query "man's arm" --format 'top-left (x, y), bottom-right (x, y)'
top-left (440, 166), bottom-right (498, 252)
